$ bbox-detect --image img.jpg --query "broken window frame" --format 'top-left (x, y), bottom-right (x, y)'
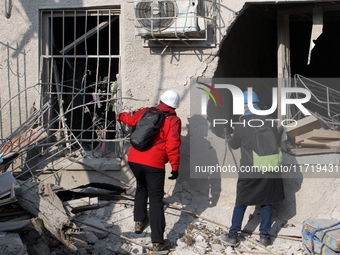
top-left (39, 7), bottom-right (122, 154)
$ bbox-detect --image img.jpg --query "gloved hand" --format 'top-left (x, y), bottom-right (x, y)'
top-left (168, 171), bottom-right (178, 180)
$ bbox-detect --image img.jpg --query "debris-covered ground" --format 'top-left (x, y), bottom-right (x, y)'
top-left (0, 193), bottom-right (307, 255)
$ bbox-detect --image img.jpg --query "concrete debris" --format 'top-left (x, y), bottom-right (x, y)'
top-left (80, 219), bottom-right (109, 239)
top-left (16, 182), bottom-right (81, 251)
top-left (0, 180), bottom-right (307, 255)
top-left (211, 243), bottom-right (224, 253)
top-left (30, 240), bottom-right (51, 255)
top-left (130, 244), bottom-right (144, 254)
top-left (0, 189), bottom-right (303, 255)
top-left (78, 231), bottom-right (98, 245)
top-left (0, 232), bottom-right (28, 255)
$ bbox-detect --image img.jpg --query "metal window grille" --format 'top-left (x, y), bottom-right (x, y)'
top-left (40, 8), bottom-right (121, 153)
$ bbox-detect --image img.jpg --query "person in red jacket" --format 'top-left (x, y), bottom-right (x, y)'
top-left (117, 90), bottom-right (181, 252)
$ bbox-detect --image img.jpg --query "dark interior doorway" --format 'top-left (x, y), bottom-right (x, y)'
top-left (209, 2), bottom-right (340, 137)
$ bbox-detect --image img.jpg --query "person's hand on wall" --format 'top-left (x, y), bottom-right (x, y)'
top-left (168, 171), bottom-right (178, 180)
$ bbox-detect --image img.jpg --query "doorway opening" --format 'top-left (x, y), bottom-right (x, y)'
top-left (209, 2), bottom-right (340, 137)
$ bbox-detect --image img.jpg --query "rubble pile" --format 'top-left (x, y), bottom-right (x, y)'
top-left (0, 189), bottom-right (308, 255)
top-left (173, 221), bottom-right (304, 255)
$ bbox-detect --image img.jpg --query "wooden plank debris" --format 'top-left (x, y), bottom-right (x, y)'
top-left (289, 147), bottom-right (340, 155)
top-left (0, 172), bottom-right (20, 206)
top-left (0, 127), bottom-right (47, 159)
top-left (63, 197), bottom-right (99, 213)
top-left (63, 197), bottom-right (98, 209)
top-left (16, 182), bottom-right (79, 251)
top-left (72, 218), bottom-right (153, 250)
top-left (0, 208), bottom-right (28, 218)
top-left (0, 183), bottom-right (16, 206)
top-left (300, 138), bottom-right (340, 147)
top-left (307, 7), bottom-right (323, 65)
top-left (285, 115), bottom-right (322, 140)
top-left (284, 115), bottom-right (340, 155)
top-left (295, 129), bottom-right (340, 144)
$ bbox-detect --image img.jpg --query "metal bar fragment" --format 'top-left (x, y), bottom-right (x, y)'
top-left (60, 17), bottom-right (118, 54)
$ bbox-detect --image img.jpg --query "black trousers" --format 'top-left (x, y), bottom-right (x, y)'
top-left (129, 162), bottom-right (165, 243)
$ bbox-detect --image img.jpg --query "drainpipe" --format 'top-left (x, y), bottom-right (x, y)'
top-left (4, 0), bottom-right (11, 19)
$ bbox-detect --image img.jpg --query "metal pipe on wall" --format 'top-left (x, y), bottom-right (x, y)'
top-left (4, 0), bottom-right (11, 19)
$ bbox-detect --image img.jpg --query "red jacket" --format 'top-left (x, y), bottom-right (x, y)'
top-left (119, 103), bottom-right (181, 171)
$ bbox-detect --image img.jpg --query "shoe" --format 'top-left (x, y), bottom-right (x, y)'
top-left (135, 217), bottom-right (149, 234)
top-left (220, 233), bottom-right (238, 246)
top-left (153, 239), bottom-right (171, 252)
top-left (260, 236), bottom-right (271, 247)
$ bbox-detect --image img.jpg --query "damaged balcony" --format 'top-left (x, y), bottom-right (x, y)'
top-left (283, 75), bottom-right (340, 156)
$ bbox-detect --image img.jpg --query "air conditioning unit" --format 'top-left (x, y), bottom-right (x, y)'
top-left (134, 0), bottom-right (205, 38)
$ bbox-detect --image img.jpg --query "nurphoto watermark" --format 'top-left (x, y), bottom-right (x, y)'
top-left (190, 78), bottom-right (340, 179)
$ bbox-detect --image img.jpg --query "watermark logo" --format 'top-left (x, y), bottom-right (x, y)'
top-left (199, 84), bottom-right (311, 116)
top-left (197, 82), bottom-right (222, 115)
top-left (197, 82), bottom-right (223, 106)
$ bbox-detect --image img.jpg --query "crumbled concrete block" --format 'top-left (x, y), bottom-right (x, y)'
top-left (0, 233), bottom-right (28, 255)
top-left (118, 243), bottom-right (131, 254)
top-left (95, 245), bottom-right (113, 255)
top-left (32, 242), bottom-right (50, 255)
top-left (96, 207), bottom-right (106, 219)
top-left (86, 231), bottom-right (99, 244)
top-left (225, 246), bottom-right (237, 255)
top-left (75, 231), bottom-right (98, 247)
top-left (28, 230), bottom-right (40, 243)
top-left (195, 234), bottom-right (205, 242)
top-left (78, 248), bottom-right (88, 255)
top-left (180, 234), bottom-right (195, 246)
top-left (211, 243), bottom-right (224, 253)
top-left (195, 241), bottom-right (207, 252)
top-left (82, 219), bottom-right (109, 239)
top-left (171, 247), bottom-right (200, 255)
top-left (103, 222), bottom-right (114, 228)
top-left (130, 244), bottom-right (143, 254)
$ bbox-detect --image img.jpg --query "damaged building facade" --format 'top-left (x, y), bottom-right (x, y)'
top-left (1, 0), bottom-right (340, 253)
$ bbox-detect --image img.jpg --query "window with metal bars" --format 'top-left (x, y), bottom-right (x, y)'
top-left (40, 8), bottom-right (120, 153)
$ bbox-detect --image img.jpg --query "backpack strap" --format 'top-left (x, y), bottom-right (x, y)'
top-left (153, 112), bottom-right (176, 147)
top-left (164, 112), bottom-right (176, 117)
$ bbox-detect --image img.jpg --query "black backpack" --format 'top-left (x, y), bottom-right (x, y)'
top-left (130, 107), bottom-right (174, 151)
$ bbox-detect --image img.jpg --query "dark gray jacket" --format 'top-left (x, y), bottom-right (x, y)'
top-left (229, 114), bottom-right (285, 206)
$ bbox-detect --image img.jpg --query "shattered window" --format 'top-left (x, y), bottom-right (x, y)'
top-left (40, 8), bottom-right (120, 153)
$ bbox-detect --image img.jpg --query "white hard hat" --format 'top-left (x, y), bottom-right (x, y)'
top-left (160, 90), bottom-right (180, 109)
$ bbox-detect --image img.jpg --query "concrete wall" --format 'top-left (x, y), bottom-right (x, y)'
top-left (1, 0), bottom-right (340, 234)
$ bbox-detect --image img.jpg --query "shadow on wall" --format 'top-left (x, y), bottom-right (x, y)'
top-left (241, 178), bottom-right (303, 237)
top-left (273, 156), bottom-right (303, 233)
top-left (0, 42), bottom-right (29, 139)
top-left (12, 0), bottom-right (82, 58)
top-left (166, 114), bottom-right (222, 241)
